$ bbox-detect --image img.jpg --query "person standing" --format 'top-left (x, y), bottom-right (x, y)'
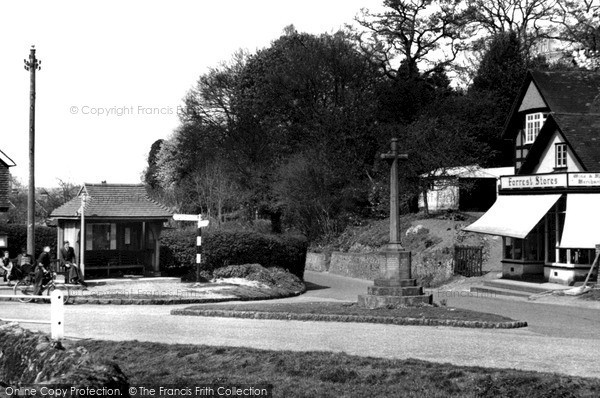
top-left (59, 241), bottom-right (76, 281)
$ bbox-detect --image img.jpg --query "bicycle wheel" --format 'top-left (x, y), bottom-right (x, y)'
top-left (46, 284), bottom-right (70, 304)
top-left (13, 280), bottom-right (34, 303)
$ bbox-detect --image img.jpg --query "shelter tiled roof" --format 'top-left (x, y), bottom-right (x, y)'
top-left (51, 183), bottom-right (173, 219)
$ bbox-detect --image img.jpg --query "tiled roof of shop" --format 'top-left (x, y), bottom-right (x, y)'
top-left (553, 113), bottom-right (600, 170)
top-left (530, 70), bottom-right (600, 114)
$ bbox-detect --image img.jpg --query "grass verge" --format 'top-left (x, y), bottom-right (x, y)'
top-left (73, 340), bottom-right (600, 398)
top-left (171, 302), bottom-right (527, 328)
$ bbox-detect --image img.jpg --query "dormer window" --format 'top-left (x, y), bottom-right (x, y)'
top-left (525, 112), bottom-right (545, 144)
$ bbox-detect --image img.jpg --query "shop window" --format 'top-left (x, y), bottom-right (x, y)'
top-left (570, 249), bottom-right (595, 265)
top-left (546, 209), bottom-right (556, 263)
top-left (504, 221), bottom-right (544, 262)
top-left (555, 143), bottom-right (567, 168)
top-left (525, 113), bottom-right (545, 144)
top-left (504, 237), bottom-right (516, 260)
top-left (558, 248), bottom-right (568, 264)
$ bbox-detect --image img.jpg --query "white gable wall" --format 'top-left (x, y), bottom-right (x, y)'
top-left (532, 130), bottom-right (584, 173)
top-left (518, 82), bottom-right (546, 112)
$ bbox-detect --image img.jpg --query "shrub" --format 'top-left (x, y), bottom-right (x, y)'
top-left (0, 223), bottom-right (57, 259)
top-left (160, 229), bottom-right (308, 279)
top-left (212, 264), bottom-right (305, 291)
top-left (159, 229), bottom-right (196, 277)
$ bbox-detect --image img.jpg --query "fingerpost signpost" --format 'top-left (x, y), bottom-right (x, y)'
top-left (173, 214), bottom-right (210, 282)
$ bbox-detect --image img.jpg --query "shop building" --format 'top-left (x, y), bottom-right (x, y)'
top-left (465, 70), bottom-right (600, 285)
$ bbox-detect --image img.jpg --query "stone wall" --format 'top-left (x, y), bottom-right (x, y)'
top-left (0, 322), bottom-right (129, 390)
top-left (308, 249), bottom-right (455, 287)
top-left (328, 252), bottom-right (382, 280)
top-left (412, 248), bottom-right (454, 287)
top-left (305, 252), bottom-right (330, 272)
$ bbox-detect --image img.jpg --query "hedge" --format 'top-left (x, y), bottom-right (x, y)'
top-left (0, 223), bottom-right (57, 259)
top-left (160, 229), bottom-right (308, 279)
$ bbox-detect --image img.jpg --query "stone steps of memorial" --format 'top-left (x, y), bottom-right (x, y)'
top-left (373, 278), bottom-right (417, 287)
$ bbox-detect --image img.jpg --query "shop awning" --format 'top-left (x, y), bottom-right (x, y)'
top-left (559, 194), bottom-right (600, 248)
top-left (463, 194), bottom-right (561, 238)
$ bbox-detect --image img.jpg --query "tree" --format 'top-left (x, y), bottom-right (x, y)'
top-left (554, 1), bottom-right (600, 69)
top-left (143, 139), bottom-right (164, 189)
top-left (4, 176), bottom-right (78, 224)
top-left (471, 31), bottom-right (528, 104)
top-left (465, 0), bottom-right (558, 56)
top-left (466, 31), bottom-right (534, 165)
top-left (274, 151), bottom-right (348, 240)
top-left (401, 116), bottom-right (482, 215)
top-left (355, 0), bottom-right (472, 80)
top-left (234, 29), bottom-right (381, 233)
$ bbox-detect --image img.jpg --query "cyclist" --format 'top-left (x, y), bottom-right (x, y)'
top-left (33, 246), bottom-right (53, 300)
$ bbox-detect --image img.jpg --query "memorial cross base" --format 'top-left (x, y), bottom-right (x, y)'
top-left (357, 246), bottom-right (432, 309)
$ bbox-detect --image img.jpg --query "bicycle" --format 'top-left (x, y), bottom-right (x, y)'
top-left (13, 271), bottom-right (70, 304)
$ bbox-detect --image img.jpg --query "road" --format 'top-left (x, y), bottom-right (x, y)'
top-left (2, 271), bottom-right (599, 378)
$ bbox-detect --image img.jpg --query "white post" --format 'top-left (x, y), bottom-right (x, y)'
top-left (50, 289), bottom-right (64, 340)
top-left (173, 214), bottom-right (209, 282)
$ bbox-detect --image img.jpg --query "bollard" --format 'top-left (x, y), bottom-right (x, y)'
top-left (50, 290), bottom-right (64, 339)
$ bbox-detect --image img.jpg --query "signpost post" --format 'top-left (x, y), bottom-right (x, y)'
top-left (173, 214), bottom-right (210, 282)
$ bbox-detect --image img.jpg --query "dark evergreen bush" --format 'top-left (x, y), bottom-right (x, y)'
top-left (160, 229), bottom-right (307, 279)
top-left (0, 223), bottom-right (57, 259)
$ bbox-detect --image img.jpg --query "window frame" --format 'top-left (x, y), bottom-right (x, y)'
top-left (525, 112), bottom-right (544, 144)
top-left (555, 143), bottom-right (567, 168)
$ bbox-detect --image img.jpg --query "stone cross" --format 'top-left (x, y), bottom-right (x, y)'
top-left (380, 138), bottom-right (408, 250)
top-left (357, 138), bottom-right (432, 308)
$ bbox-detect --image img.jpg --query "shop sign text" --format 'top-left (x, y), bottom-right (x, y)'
top-left (501, 174), bottom-right (568, 189)
top-left (568, 173), bottom-right (600, 187)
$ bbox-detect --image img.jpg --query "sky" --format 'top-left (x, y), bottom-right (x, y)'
top-left (0, 0), bottom-right (369, 188)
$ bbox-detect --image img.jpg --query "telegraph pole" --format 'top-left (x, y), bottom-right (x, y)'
top-left (24, 46), bottom-right (41, 257)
